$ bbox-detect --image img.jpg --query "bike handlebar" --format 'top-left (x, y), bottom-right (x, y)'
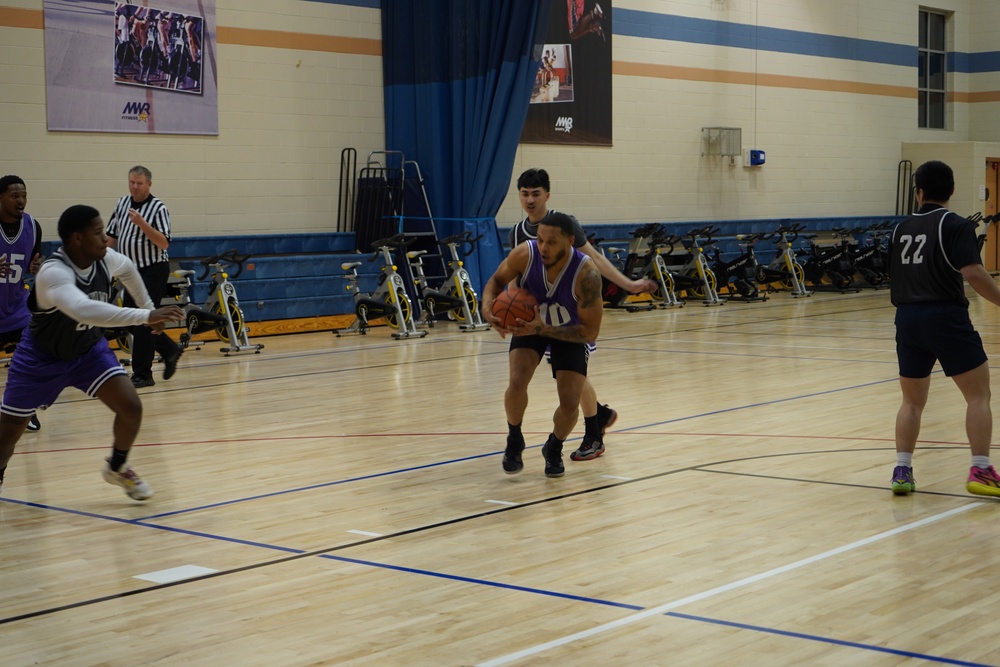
top-left (198, 249), bottom-right (251, 281)
top-left (438, 230), bottom-right (482, 256)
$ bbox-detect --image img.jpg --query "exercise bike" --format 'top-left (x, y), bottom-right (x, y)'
top-left (760, 224), bottom-right (811, 296)
top-left (335, 234), bottom-right (428, 339)
top-left (798, 228), bottom-right (861, 293)
top-left (707, 232), bottom-right (768, 302)
top-left (407, 231), bottom-right (489, 331)
top-left (176, 249), bottom-right (264, 355)
top-left (106, 249), bottom-right (264, 358)
top-left (662, 227), bottom-right (724, 305)
top-left (635, 232), bottom-right (684, 309)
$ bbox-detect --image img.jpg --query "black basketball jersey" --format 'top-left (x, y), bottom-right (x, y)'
top-left (509, 210), bottom-right (588, 249)
top-left (889, 204), bottom-right (981, 307)
top-left (28, 249), bottom-right (114, 360)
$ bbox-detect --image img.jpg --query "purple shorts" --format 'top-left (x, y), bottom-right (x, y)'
top-left (1, 329), bottom-right (126, 419)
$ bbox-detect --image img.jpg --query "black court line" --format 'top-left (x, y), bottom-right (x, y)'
top-left (1, 445), bottom-right (992, 627)
top-left (3, 448), bottom-right (991, 665)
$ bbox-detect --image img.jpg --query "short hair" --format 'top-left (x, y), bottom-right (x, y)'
top-left (129, 165), bottom-right (152, 181)
top-left (517, 168), bottom-right (550, 192)
top-left (913, 160), bottom-right (954, 202)
top-left (538, 211), bottom-right (575, 237)
top-left (0, 175), bottom-right (25, 196)
top-left (57, 205), bottom-right (101, 242)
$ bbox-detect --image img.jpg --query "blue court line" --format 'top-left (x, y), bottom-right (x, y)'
top-left (666, 612), bottom-right (997, 667)
top-left (134, 374), bottom-right (904, 520)
top-left (315, 554), bottom-right (990, 667)
top-left (0, 498), bottom-right (304, 554)
top-left (137, 449), bottom-right (501, 520)
top-left (319, 554), bottom-right (645, 611)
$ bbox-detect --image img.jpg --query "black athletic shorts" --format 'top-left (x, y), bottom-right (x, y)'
top-left (510, 334), bottom-right (589, 378)
top-left (895, 301), bottom-right (987, 378)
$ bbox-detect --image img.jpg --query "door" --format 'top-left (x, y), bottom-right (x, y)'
top-left (985, 160), bottom-right (999, 271)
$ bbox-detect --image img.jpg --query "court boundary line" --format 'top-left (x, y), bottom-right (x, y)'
top-left (475, 503), bottom-right (980, 666)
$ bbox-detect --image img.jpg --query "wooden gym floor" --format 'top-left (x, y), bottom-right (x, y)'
top-left (2, 289), bottom-right (999, 666)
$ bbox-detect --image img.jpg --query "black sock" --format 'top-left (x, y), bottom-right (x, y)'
top-left (0, 467), bottom-right (5, 484)
top-left (109, 448), bottom-right (128, 472)
top-left (545, 433), bottom-right (564, 450)
top-left (508, 422), bottom-right (523, 443)
top-left (584, 415), bottom-right (600, 440)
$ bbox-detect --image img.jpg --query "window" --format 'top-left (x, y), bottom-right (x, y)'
top-left (918, 10), bottom-right (946, 129)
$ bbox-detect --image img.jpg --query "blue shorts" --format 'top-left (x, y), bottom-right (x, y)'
top-left (511, 335), bottom-right (590, 377)
top-left (1, 329), bottom-right (126, 418)
top-left (895, 302), bottom-right (988, 378)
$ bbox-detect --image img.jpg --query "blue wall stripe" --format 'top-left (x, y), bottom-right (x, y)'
top-left (614, 7), bottom-right (1000, 75)
top-left (614, 8), bottom-right (915, 67)
top-left (302, 0), bottom-right (380, 8)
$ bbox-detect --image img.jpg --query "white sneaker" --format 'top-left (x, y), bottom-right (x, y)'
top-left (102, 459), bottom-right (153, 500)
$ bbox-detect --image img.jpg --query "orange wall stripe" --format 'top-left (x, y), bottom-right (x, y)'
top-left (217, 26), bottom-right (380, 57)
top-left (0, 7), bottom-right (43, 29)
top-left (615, 61), bottom-right (917, 99)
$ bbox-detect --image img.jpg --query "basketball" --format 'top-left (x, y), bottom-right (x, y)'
top-left (492, 286), bottom-right (538, 329)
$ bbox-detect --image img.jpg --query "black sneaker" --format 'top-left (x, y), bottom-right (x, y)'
top-left (541, 439), bottom-right (564, 478)
top-left (162, 347), bottom-right (183, 381)
top-left (596, 403), bottom-right (618, 437)
top-left (131, 375), bottom-right (155, 388)
top-left (570, 437), bottom-right (604, 461)
top-left (26, 414), bottom-right (41, 432)
top-left (502, 436), bottom-right (525, 474)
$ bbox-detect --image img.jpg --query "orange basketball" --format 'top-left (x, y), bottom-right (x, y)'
top-left (492, 286), bottom-right (538, 329)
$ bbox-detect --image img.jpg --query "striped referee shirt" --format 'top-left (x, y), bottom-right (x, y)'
top-left (106, 194), bottom-right (171, 268)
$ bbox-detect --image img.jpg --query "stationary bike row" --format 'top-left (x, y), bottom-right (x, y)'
top-left (611, 223), bottom-right (724, 307)
top-left (707, 224), bottom-right (812, 299)
top-left (335, 234), bottom-right (427, 339)
top-left (108, 249), bottom-right (264, 359)
top-left (406, 230), bottom-right (490, 331)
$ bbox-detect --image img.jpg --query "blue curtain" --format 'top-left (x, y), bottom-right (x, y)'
top-left (381, 0), bottom-right (552, 220)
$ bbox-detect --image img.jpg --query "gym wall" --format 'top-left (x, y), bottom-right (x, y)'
top-left (1, 0), bottom-right (999, 242)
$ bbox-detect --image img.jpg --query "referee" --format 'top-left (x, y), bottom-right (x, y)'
top-left (106, 165), bottom-right (183, 387)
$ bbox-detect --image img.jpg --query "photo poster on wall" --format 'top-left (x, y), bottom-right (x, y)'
top-left (44, 0), bottom-right (218, 135)
top-left (520, 0), bottom-right (612, 146)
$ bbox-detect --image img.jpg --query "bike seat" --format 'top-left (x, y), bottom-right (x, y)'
top-left (172, 269), bottom-right (195, 278)
top-left (407, 250), bottom-right (427, 259)
top-left (341, 261), bottom-right (362, 270)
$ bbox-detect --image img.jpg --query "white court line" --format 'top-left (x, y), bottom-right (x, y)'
top-left (477, 502), bottom-right (979, 666)
top-left (347, 529), bottom-right (383, 537)
top-left (600, 475), bottom-right (633, 481)
top-left (485, 500), bottom-right (519, 506)
top-left (134, 564), bottom-right (218, 584)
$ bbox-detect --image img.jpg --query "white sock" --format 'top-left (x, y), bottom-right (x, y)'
top-left (972, 455), bottom-right (990, 469)
top-left (896, 452), bottom-right (913, 468)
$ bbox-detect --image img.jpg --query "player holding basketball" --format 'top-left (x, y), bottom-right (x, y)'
top-left (0, 205), bottom-right (185, 499)
top-left (889, 160), bottom-right (1000, 497)
top-left (482, 212), bottom-right (603, 477)
top-left (506, 168), bottom-right (655, 462)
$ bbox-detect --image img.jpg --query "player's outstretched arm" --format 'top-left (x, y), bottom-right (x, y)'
top-left (578, 242), bottom-right (656, 294)
top-left (962, 263), bottom-right (1000, 307)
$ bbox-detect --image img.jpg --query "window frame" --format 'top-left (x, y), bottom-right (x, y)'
top-left (918, 9), bottom-right (947, 130)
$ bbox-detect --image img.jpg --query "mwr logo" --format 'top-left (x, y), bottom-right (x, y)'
top-left (121, 101), bottom-right (151, 122)
top-left (554, 116), bottom-right (573, 133)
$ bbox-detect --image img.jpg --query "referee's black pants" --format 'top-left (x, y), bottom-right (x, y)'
top-left (123, 260), bottom-right (181, 379)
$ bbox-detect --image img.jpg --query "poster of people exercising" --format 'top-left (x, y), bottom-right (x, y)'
top-left (520, 0), bottom-right (612, 146)
top-left (44, 0), bottom-right (218, 135)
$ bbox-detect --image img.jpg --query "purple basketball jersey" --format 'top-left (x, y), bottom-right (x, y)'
top-left (519, 240), bottom-right (590, 329)
top-left (0, 213), bottom-right (37, 333)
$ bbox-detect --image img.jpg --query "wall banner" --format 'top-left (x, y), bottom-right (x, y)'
top-left (520, 0), bottom-right (611, 146)
top-left (44, 0), bottom-right (218, 135)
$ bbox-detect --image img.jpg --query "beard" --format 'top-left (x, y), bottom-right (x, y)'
top-left (541, 246), bottom-right (566, 267)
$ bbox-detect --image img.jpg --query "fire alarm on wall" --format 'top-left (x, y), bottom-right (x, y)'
top-left (743, 149), bottom-right (765, 167)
